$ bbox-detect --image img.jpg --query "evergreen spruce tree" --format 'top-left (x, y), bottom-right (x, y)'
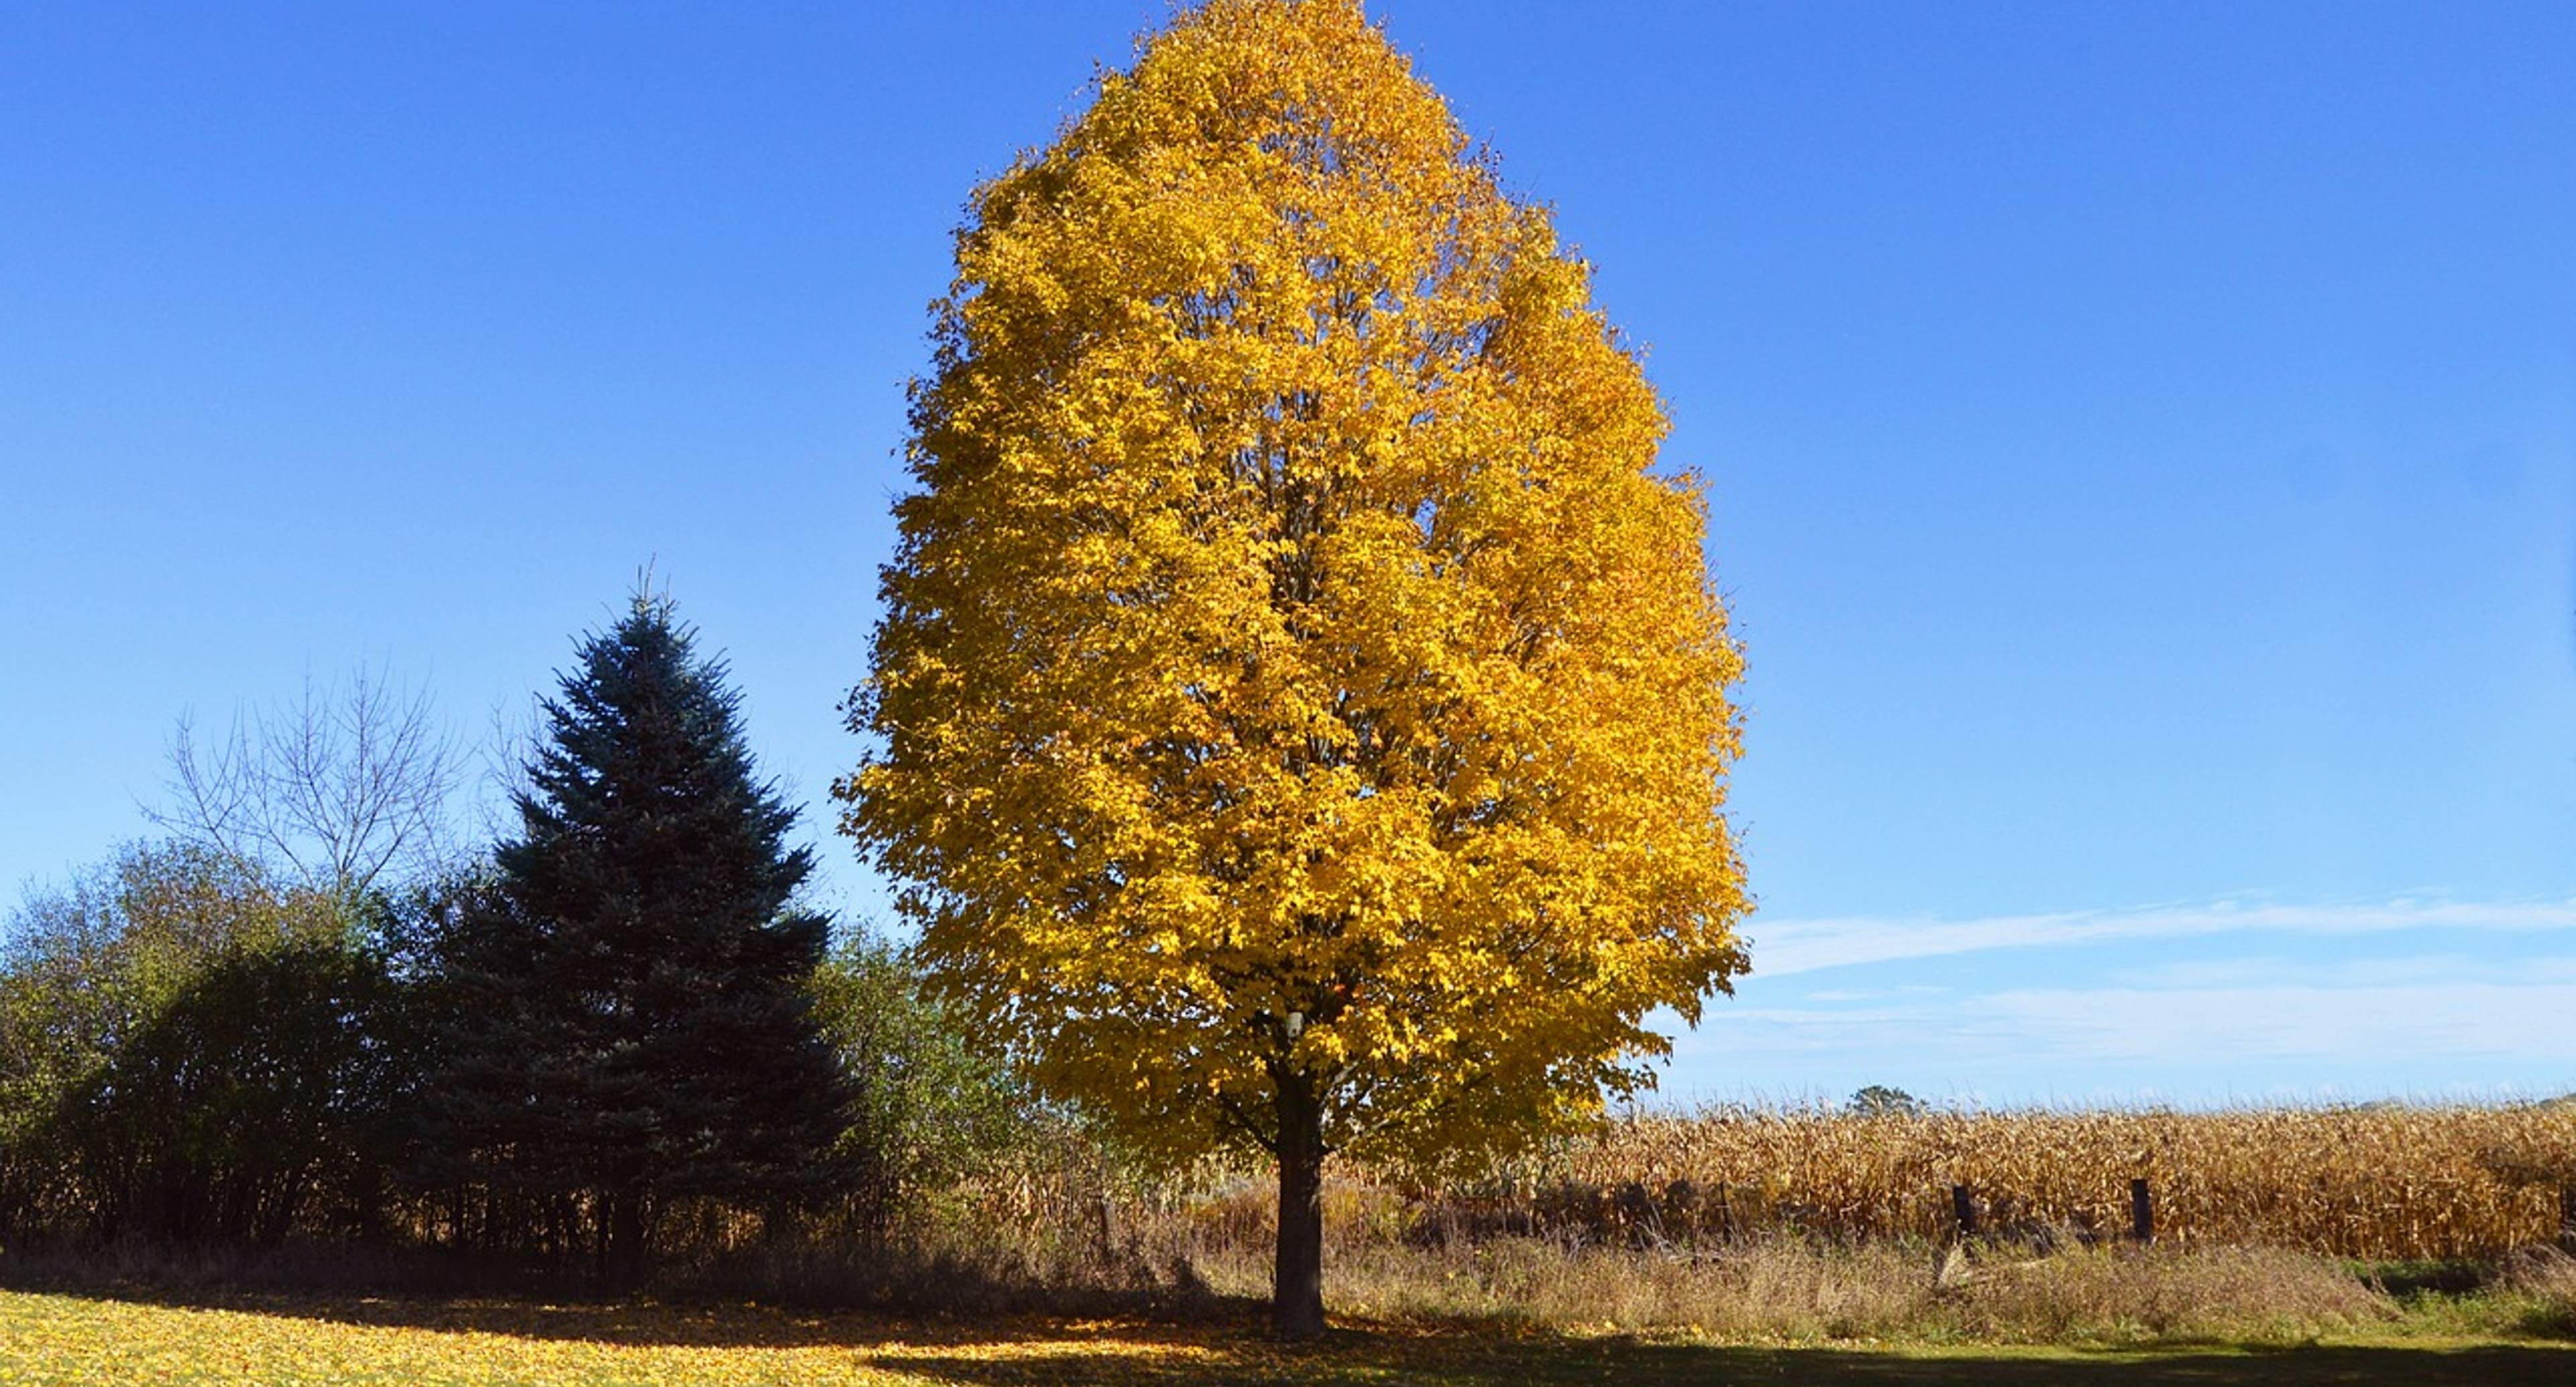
top-left (420, 590), bottom-right (845, 1268)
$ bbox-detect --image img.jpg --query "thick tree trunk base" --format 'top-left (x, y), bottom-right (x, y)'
top-left (1273, 1087), bottom-right (1327, 1340)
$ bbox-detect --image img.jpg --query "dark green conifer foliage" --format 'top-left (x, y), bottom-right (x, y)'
top-left (422, 591), bottom-right (845, 1268)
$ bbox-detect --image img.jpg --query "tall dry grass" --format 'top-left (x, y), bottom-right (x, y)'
top-left (2493, 1247), bottom-right (2576, 1337)
top-left (1415, 1102), bottom-right (2576, 1261)
top-left (1293, 1238), bottom-right (2396, 1343)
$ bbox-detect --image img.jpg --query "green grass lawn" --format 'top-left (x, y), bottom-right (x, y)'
top-left (2, 1289), bottom-right (2570, 1386)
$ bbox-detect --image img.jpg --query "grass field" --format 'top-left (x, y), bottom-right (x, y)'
top-left (3, 1288), bottom-right (2572, 1386)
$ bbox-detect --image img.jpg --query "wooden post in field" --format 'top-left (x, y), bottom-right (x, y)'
top-left (2131, 1178), bottom-right (2154, 1245)
top-left (1951, 1184), bottom-right (1976, 1241)
top-left (2559, 1186), bottom-right (2575, 1254)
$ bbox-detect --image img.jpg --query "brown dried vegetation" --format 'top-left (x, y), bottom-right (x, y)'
top-left (1405, 1103), bottom-right (2576, 1262)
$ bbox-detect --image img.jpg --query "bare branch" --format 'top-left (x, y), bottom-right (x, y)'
top-left (146, 663), bottom-right (467, 902)
top-left (150, 709), bottom-right (266, 880)
top-left (473, 694), bottom-right (542, 847)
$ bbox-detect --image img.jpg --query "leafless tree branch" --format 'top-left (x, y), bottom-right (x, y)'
top-left (148, 664), bottom-right (467, 902)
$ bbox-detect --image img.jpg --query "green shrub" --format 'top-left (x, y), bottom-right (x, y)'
top-left (0, 843), bottom-right (407, 1246)
top-left (808, 930), bottom-right (1024, 1235)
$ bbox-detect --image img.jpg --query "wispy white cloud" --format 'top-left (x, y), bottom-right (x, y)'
top-left (1971, 981), bottom-right (2576, 1062)
top-left (1667, 975), bottom-right (2576, 1103)
top-left (1663, 918), bottom-right (2576, 1103)
top-left (1747, 898), bottom-right (2576, 977)
top-left (2129, 953), bottom-right (2576, 990)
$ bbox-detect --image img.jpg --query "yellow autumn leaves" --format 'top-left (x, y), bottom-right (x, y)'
top-left (0, 1292), bottom-right (1222, 1387)
top-left (839, 0), bottom-right (1746, 1175)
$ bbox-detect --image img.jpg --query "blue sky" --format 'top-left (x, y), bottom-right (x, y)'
top-left (3, 1), bottom-right (2571, 1105)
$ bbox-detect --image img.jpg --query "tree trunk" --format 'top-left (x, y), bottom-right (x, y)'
top-left (1272, 1080), bottom-right (1327, 1340)
top-left (604, 1186), bottom-right (652, 1284)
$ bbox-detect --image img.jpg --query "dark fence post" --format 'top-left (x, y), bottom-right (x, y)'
top-left (1951, 1184), bottom-right (1976, 1241)
top-left (2131, 1178), bottom-right (2154, 1245)
top-left (2559, 1186), bottom-right (2575, 1255)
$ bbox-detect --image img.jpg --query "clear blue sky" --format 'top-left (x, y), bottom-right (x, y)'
top-left (5, 1), bottom-right (2571, 1105)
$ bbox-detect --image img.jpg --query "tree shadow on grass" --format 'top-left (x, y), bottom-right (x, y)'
top-left (896, 1333), bottom-right (2572, 1387)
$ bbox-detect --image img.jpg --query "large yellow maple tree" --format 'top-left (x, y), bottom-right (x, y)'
top-left (839, 0), bottom-right (1748, 1337)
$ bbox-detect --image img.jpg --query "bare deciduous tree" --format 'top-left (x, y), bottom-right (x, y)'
top-left (150, 666), bottom-right (467, 903)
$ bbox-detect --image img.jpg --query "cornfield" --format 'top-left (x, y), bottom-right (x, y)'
top-left (1410, 1103), bottom-right (2576, 1262)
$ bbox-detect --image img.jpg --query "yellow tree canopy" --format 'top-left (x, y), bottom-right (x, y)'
top-left (840, 0), bottom-right (1748, 1177)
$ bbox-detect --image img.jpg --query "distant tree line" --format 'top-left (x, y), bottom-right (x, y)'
top-left (0, 590), bottom-right (1014, 1272)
